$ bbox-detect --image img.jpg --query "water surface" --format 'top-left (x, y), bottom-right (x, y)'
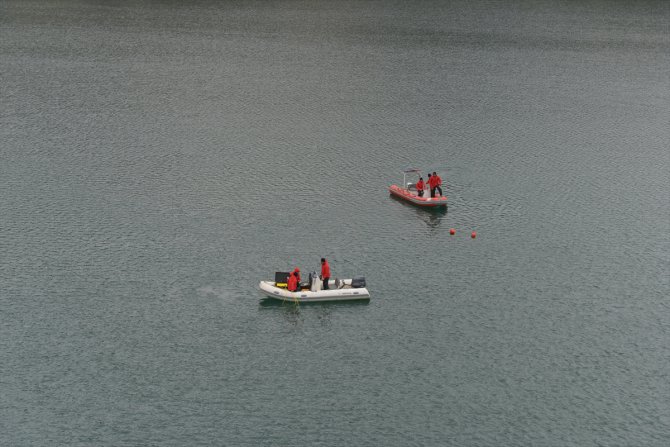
top-left (1, 1), bottom-right (669, 445)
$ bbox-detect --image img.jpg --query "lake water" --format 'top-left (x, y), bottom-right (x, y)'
top-left (1, 1), bottom-right (669, 445)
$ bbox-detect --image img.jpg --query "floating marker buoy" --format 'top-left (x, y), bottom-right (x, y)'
top-left (450, 228), bottom-right (455, 235)
top-left (471, 231), bottom-right (477, 239)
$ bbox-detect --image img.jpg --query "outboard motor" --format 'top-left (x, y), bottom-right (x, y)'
top-left (351, 277), bottom-right (366, 288)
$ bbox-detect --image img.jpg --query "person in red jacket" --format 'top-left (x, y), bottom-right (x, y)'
top-left (293, 267), bottom-right (301, 284)
top-left (320, 258), bottom-right (331, 290)
top-left (415, 177), bottom-right (426, 197)
top-left (432, 171), bottom-right (443, 196)
top-left (287, 271), bottom-right (298, 292)
top-left (427, 173), bottom-right (436, 197)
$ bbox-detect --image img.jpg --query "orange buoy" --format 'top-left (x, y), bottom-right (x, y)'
top-left (450, 228), bottom-right (455, 235)
top-left (471, 231), bottom-right (477, 239)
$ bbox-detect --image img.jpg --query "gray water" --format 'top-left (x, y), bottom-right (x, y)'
top-left (1, 1), bottom-right (669, 445)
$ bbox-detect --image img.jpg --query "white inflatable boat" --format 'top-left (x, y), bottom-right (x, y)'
top-left (259, 274), bottom-right (370, 303)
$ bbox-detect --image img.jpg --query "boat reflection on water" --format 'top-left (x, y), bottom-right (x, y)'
top-left (259, 296), bottom-right (370, 326)
top-left (389, 194), bottom-right (447, 229)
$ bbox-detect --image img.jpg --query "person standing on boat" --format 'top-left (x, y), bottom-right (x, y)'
top-left (293, 267), bottom-right (301, 285)
top-left (415, 177), bottom-right (426, 197)
top-left (427, 172), bottom-right (436, 197)
top-left (320, 258), bottom-right (331, 290)
top-left (287, 271), bottom-right (298, 292)
top-left (432, 171), bottom-right (443, 196)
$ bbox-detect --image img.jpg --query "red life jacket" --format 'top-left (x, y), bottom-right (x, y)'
top-left (416, 179), bottom-right (425, 190)
top-left (434, 175), bottom-right (442, 186)
top-left (287, 273), bottom-right (298, 291)
top-left (427, 176), bottom-right (436, 188)
top-left (321, 261), bottom-right (331, 278)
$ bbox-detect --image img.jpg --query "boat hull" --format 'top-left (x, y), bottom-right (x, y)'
top-left (259, 281), bottom-right (370, 303)
top-left (389, 184), bottom-right (447, 207)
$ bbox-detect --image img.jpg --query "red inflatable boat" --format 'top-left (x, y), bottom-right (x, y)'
top-left (389, 168), bottom-right (447, 208)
